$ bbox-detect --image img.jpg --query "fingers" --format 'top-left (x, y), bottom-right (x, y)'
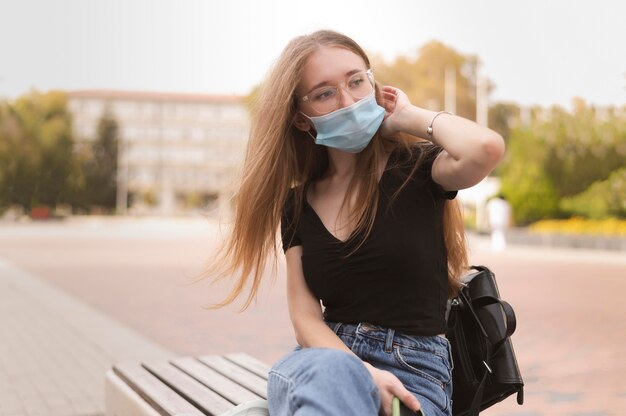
top-left (374, 370), bottom-right (422, 415)
top-left (381, 86), bottom-right (399, 101)
top-left (381, 85), bottom-right (399, 94)
top-left (381, 87), bottom-right (397, 100)
top-left (379, 390), bottom-right (395, 416)
top-left (394, 387), bottom-right (422, 413)
top-left (380, 89), bottom-right (397, 113)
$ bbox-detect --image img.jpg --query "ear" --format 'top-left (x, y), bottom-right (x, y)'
top-left (293, 112), bottom-right (313, 132)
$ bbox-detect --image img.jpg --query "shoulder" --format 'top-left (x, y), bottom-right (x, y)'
top-left (282, 187), bottom-right (297, 214)
top-left (281, 186), bottom-right (305, 252)
top-left (282, 185), bottom-right (305, 219)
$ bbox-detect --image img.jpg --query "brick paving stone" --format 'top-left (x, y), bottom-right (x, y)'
top-left (43, 394), bottom-right (71, 407)
top-left (48, 405), bottom-right (78, 416)
top-left (0, 402), bottom-right (23, 415)
top-left (22, 401), bottom-right (47, 415)
top-left (71, 399), bottom-right (104, 416)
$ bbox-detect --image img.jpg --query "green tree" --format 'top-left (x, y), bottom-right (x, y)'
top-left (0, 90), bottom-right (81, 212)
top-left (499, 101), bottom-right (626, 223)
top-left (0, 101), bottom-right (21, 210)
top-left (538, 101), bottom-right (626, 197)
top-left (499, 128), bottom-right (560, 224)
top-left (561, 168), bottom-right (626, 219)
top-left (488, 102), bottom-right (521, 140)
top-left (83, 112), bottom-right (119, 210)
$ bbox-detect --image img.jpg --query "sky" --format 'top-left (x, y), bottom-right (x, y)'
top-left (1, 0), bottom-right (625, 108)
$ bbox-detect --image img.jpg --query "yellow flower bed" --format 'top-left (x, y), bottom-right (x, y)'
top-left (529, 217), bottom-right (626, 236)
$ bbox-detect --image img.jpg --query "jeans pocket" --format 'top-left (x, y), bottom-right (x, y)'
top-left (393, 345), bottom-right (452, 414)
top-left (393, 345), bottom-right (451, 388)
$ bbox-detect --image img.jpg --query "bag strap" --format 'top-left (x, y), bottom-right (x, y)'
top-left (458, 285), bottom-right (493, 415)
top-left (458, 289), bottom-right (489, 338)
top-left (469, 264), bottom-right (489, 273)
top-left (491, 300), bottom-right (517, 356)
top-left (500, 300), bottom-right (517, 337)
top-left (468, 368), bottom-right (490, 416)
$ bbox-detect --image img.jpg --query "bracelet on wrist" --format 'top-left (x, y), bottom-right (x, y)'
top-left (426, 111), bottom-right (452, 140)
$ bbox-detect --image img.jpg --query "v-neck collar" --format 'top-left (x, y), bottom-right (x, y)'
top-left (303, 149), bottom-right (397, 244)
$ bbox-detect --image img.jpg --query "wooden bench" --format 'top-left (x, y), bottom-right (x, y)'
top-left (105, 353), bottom-right (272, 416)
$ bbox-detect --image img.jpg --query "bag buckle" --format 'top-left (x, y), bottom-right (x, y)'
top-left (483, 361), bottom-right (493, 374)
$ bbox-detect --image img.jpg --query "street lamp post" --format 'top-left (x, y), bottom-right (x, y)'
top-left (475, 64), bottom-right (489, 126)
top-left (444, 65), bottom-right (456, 114)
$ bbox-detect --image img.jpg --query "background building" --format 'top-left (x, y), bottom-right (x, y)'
top-left (68, 90), bottom-right (249, 216)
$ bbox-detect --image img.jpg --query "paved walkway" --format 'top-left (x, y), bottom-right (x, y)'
top-left (1, 218), bottom-right (625, 416)
top-left (0, 257), bottom-right (173, 416)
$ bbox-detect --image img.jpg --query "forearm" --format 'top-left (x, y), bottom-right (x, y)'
top-left (293, 316), bottom-right (378, 374)
top-left (293, 315), bottom-right (354, 353)
top-left (397, 105), bottom-right (504, 169)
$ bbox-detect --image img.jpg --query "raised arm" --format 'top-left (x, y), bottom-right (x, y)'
top-left (380, 86), bottom-right (505, 191)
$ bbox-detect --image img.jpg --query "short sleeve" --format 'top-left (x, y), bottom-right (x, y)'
top-left (411, 143), bottom-right (458, 200)
top-left (281, 191), bottom-right (302, 252)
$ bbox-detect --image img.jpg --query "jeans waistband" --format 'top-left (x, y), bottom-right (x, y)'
top-left (325, 321), bottom-right (449, 355)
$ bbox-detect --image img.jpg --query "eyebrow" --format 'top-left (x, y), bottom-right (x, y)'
top-left (305, 68), bottom-right (365, 96)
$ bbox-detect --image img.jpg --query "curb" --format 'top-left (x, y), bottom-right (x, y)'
top-left (505, 229), bottom-right (626, 252)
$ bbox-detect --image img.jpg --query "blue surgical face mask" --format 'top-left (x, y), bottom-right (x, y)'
top-left (302, 93), bottom-right (385, 153)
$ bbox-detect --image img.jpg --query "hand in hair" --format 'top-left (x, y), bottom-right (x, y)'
top-left (379, 86), bottom-right (412, 137)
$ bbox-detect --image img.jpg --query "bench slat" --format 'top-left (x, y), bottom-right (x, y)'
top-left (113, 362), bottom-right (204, 416)
top-left (171, 356), bottom-right (262, 404)
top-left (198, 355), bottom-right (268, 398)
top-left (224, 353), bottom-right (271, 380)
top-left (143, 360), bottom-right (235, 416)
top-left (105, 370), bottom-right (162, 416)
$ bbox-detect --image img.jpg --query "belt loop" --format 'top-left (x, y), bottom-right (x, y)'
top-left (384, 328), bottom-right (395, 353)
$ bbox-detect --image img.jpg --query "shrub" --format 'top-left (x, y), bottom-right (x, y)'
top-left (530, 217), bottom-right (626, 236)
top-left (560, 168), bottom-right (626, 219)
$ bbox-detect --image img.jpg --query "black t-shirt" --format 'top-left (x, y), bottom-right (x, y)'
top-left (281, 144), bottom-right (457, 336)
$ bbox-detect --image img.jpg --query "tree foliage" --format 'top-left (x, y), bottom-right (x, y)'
top-left (488, 102), bottom-right (521, 140)
top-left (560, 168), bottom-right (626, 219)
top-left (0, 90), bottom-right (120, 215)
top-left (500, 100), bottom-right (626, 223)
top-left (372, 41), bottom-right (486, 121)
top-left (499, 128), bottom-right (560, 224)
top-left (0, 90), bottom-right (81, 211)
top-left (82, 112), bottom-right (119, 209)
top-left (540, 103), bottom-right (626, 197)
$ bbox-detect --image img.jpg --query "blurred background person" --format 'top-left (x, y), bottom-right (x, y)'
top-left (486, 194), bottom-right (512, 252)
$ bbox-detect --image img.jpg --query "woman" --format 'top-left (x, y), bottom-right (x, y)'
top-left (208, 30), bottom-right (504, 416)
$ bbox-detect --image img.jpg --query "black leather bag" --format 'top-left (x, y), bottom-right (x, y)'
top-left (445, 265), bottom-right (524, 416)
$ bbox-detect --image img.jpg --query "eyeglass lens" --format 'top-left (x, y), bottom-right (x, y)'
top-left (306, 71), bottom-right (373, 114)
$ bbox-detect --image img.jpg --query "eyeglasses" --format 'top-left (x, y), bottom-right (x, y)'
top-left (301, 69), bottom-right (375, 115)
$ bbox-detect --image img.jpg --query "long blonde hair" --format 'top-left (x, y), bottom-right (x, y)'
top-left (198, 30), bottom-right (467, 309)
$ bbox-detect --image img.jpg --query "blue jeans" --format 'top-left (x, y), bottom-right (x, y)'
top-left (267, 321), bottom-right (453, 416)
